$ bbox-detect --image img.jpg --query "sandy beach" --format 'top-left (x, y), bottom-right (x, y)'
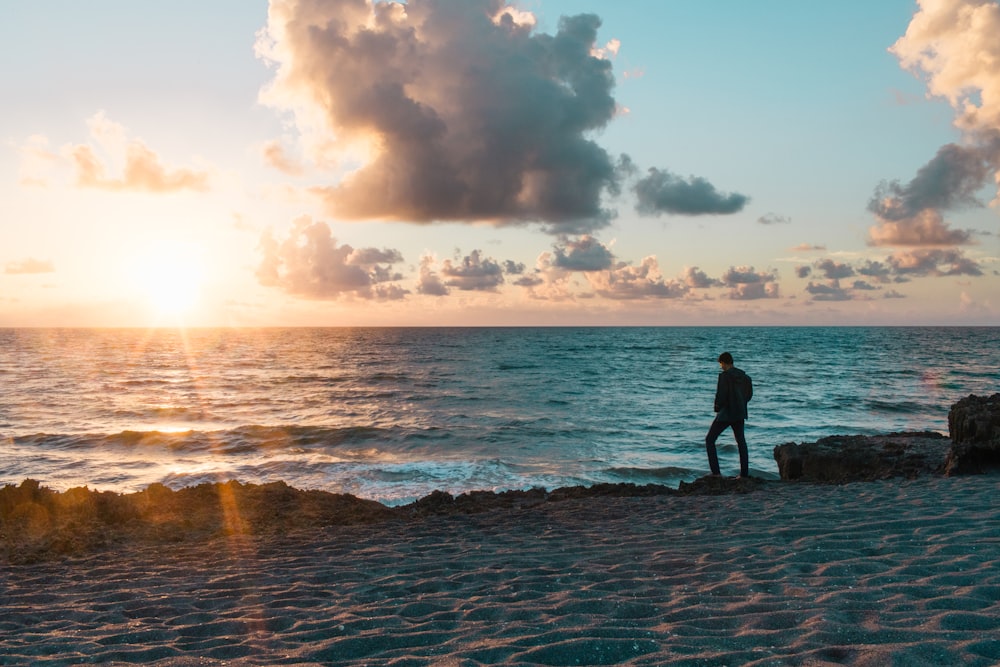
top-left (2, 473), bottom-right (999, 666)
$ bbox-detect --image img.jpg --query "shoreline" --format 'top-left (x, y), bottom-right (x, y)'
top-left (3, 473), bottom-right (999, 665)
top-left (0, 430), bottom-right (963, 565)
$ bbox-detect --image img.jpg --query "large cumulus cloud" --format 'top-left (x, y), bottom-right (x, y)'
top-left (258, 0), bottom-right (619, 232)
top-left (869, 0), bottom-right (1000, 250)
top-left (257, 0), bottom-right (747, 232)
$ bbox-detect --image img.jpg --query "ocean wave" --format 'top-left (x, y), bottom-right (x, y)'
top-left (12, 425), bottom-right (408, 456)
top-left (864, 399), bottom-right (927, 415)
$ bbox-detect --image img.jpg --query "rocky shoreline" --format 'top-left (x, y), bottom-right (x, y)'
top-left (3, 393), bottom-right (998, 564)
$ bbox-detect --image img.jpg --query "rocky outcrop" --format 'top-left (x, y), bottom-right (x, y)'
top-left (772, 432), bottom-right (950, 482)
top-left (946, 393), bottom-right (1000, 475)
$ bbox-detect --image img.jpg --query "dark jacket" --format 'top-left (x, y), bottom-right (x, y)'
top-left (714, 367), bottom-right (749, 422)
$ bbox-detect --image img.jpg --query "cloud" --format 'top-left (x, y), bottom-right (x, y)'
top-left (814, 259), bottom-right (855, 280)
top-left (258, 1), bottom-right (749, 232)
top-left (633, 168), bottom-right (749, 216)
top-left (261, 140), bottom-right (304, 176)
top-left (682, 266), bottom-right (723, 288)
top-left (502, 260), bottom-right (526, 275)
top-left (887, 248), bottom-right (984, 277)
top-left (869, 143), bottom-right (993, 220)
top-left (758, 212), bottom-right (791, 225)
top-left (439, 250), bottom-right (506, 292)
top-left (798, 248), bottom-right (984, 302)
top-left (857, 259), bottom-right (894, 284)
top-left (5, 258), bottom-right (54, 275)
top-left (16, 135), bottom-right (59, 187)
top-left (803, 271), bottom-right (883, 301)
top-left (68, 113), bottom-right (210, 193)
top-left (347, 247), bottom-right (404, 265)
top-left (418, 250), bottom-right (524, 294)
top-left (258, 1), bottom-right (622, 233)
top-left (871, 1), bottom-right (1000, 244)
top-left (795, 266), bottom-right (812, 279)
top-left (866, 142), bottom-right (992, 246)
top-left (552, 235), bottom-right (615, 271)
top-left (586, 256), bottom-right (688, 300)
top-left (416, 255), bottom-right (450, 296)
top-left (512, 273), bottom-right (545, 288)
top-left (868, 208), bottom-right (973, 247)
top-left (891, 0), bottom-right (1000, 138)
top-left (791, 243), bottom-right (827, 252)
top-left (721, 266), bottom-right (779, 300)
top-left (257, 215), bottom-right (407, 299)
top-left (805, 281), bottom-right (854, 302)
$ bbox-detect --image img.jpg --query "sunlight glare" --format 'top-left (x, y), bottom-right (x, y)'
top-left (129, 241), bottom-right (205, 318)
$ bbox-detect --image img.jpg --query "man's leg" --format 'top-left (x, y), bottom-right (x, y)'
top-left (704, 418), bottom-right (729, 476)
top-left (731, 419), bottom-right (749, 478)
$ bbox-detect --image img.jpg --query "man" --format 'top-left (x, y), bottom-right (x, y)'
top-left (705, 351), bottom-right (751, 478)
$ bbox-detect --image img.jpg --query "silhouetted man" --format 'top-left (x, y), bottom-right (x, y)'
top-left (705, 351), bottom-right (751, 478)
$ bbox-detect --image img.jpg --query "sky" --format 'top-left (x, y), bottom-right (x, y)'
top-left (2, 0), bottom-right (999, 327)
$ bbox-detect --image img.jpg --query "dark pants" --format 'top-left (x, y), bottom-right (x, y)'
top-left (705, 418), bottom-right (749, 477)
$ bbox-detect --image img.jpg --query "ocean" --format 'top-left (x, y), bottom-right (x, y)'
top-left (2, 327), bottom-right (997, 505)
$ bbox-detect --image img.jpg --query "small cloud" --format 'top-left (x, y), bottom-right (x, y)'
top-left (721, 266), bottom-right (779, 300)
top-left (552, 236), bottom-right (615, 271)
top-left (682, 266), bottom-right (723, 289)
top-left (757, 212), bottom-right (791, 225)
top-left (634, 167), bottom-right (749, 216)
top-left (512, 273), bottom-right (545, 288)
top-left (795, 266), bottom-right (812, 279)
top-left (884, 289), bottom-right (906, 299)
top-left (587, 256), bottom-right (688, 300)
top-left (791, 243), bottom-right (826, 252)
top-left (592, 37), bottom-right (621, 59)
top-left (257, 216), bottom-right (406, 300)
top-left (5, 258), bottom-right (54, 275)
top-left (417, 255), bottom-right (450, 296)
top-left (16, 135), bottom-right (59, 187)
top-left (67, 113), bottom-right (210, 193)
top-left (347, 247), bottom-right (404, 266)
top-left (805, 281), bottom-right (853, 301)
top-left (439, 250), bottom-right (506, 292)
top-left (868, 209), bottom-right (973, 247)
top-left (814, 259), bottom-right (855, 280)
top-left (503, 260), bottom-right (526, 275)
top-left (887, 248), bottom-right (983, 277)
top-left (261, 140), bottom-right (304, 176)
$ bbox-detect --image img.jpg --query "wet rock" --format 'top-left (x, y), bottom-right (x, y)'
top-left (946, 393), bottom-right (1000, 475)
top-left (773, 432), bottom-right (950, 482)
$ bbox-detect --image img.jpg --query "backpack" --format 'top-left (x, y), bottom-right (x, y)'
top-left (735, 373), bottom-right (753, 403)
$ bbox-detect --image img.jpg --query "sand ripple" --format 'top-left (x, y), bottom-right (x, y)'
top-left (2, 475), bottom-right (1000, 665)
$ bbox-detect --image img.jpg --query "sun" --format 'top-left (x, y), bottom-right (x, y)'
top-left (129, 242), bottom-right (205, 318)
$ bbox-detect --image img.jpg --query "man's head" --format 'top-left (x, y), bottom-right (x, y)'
top-left (718, 352), bottom-right (733, 368)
